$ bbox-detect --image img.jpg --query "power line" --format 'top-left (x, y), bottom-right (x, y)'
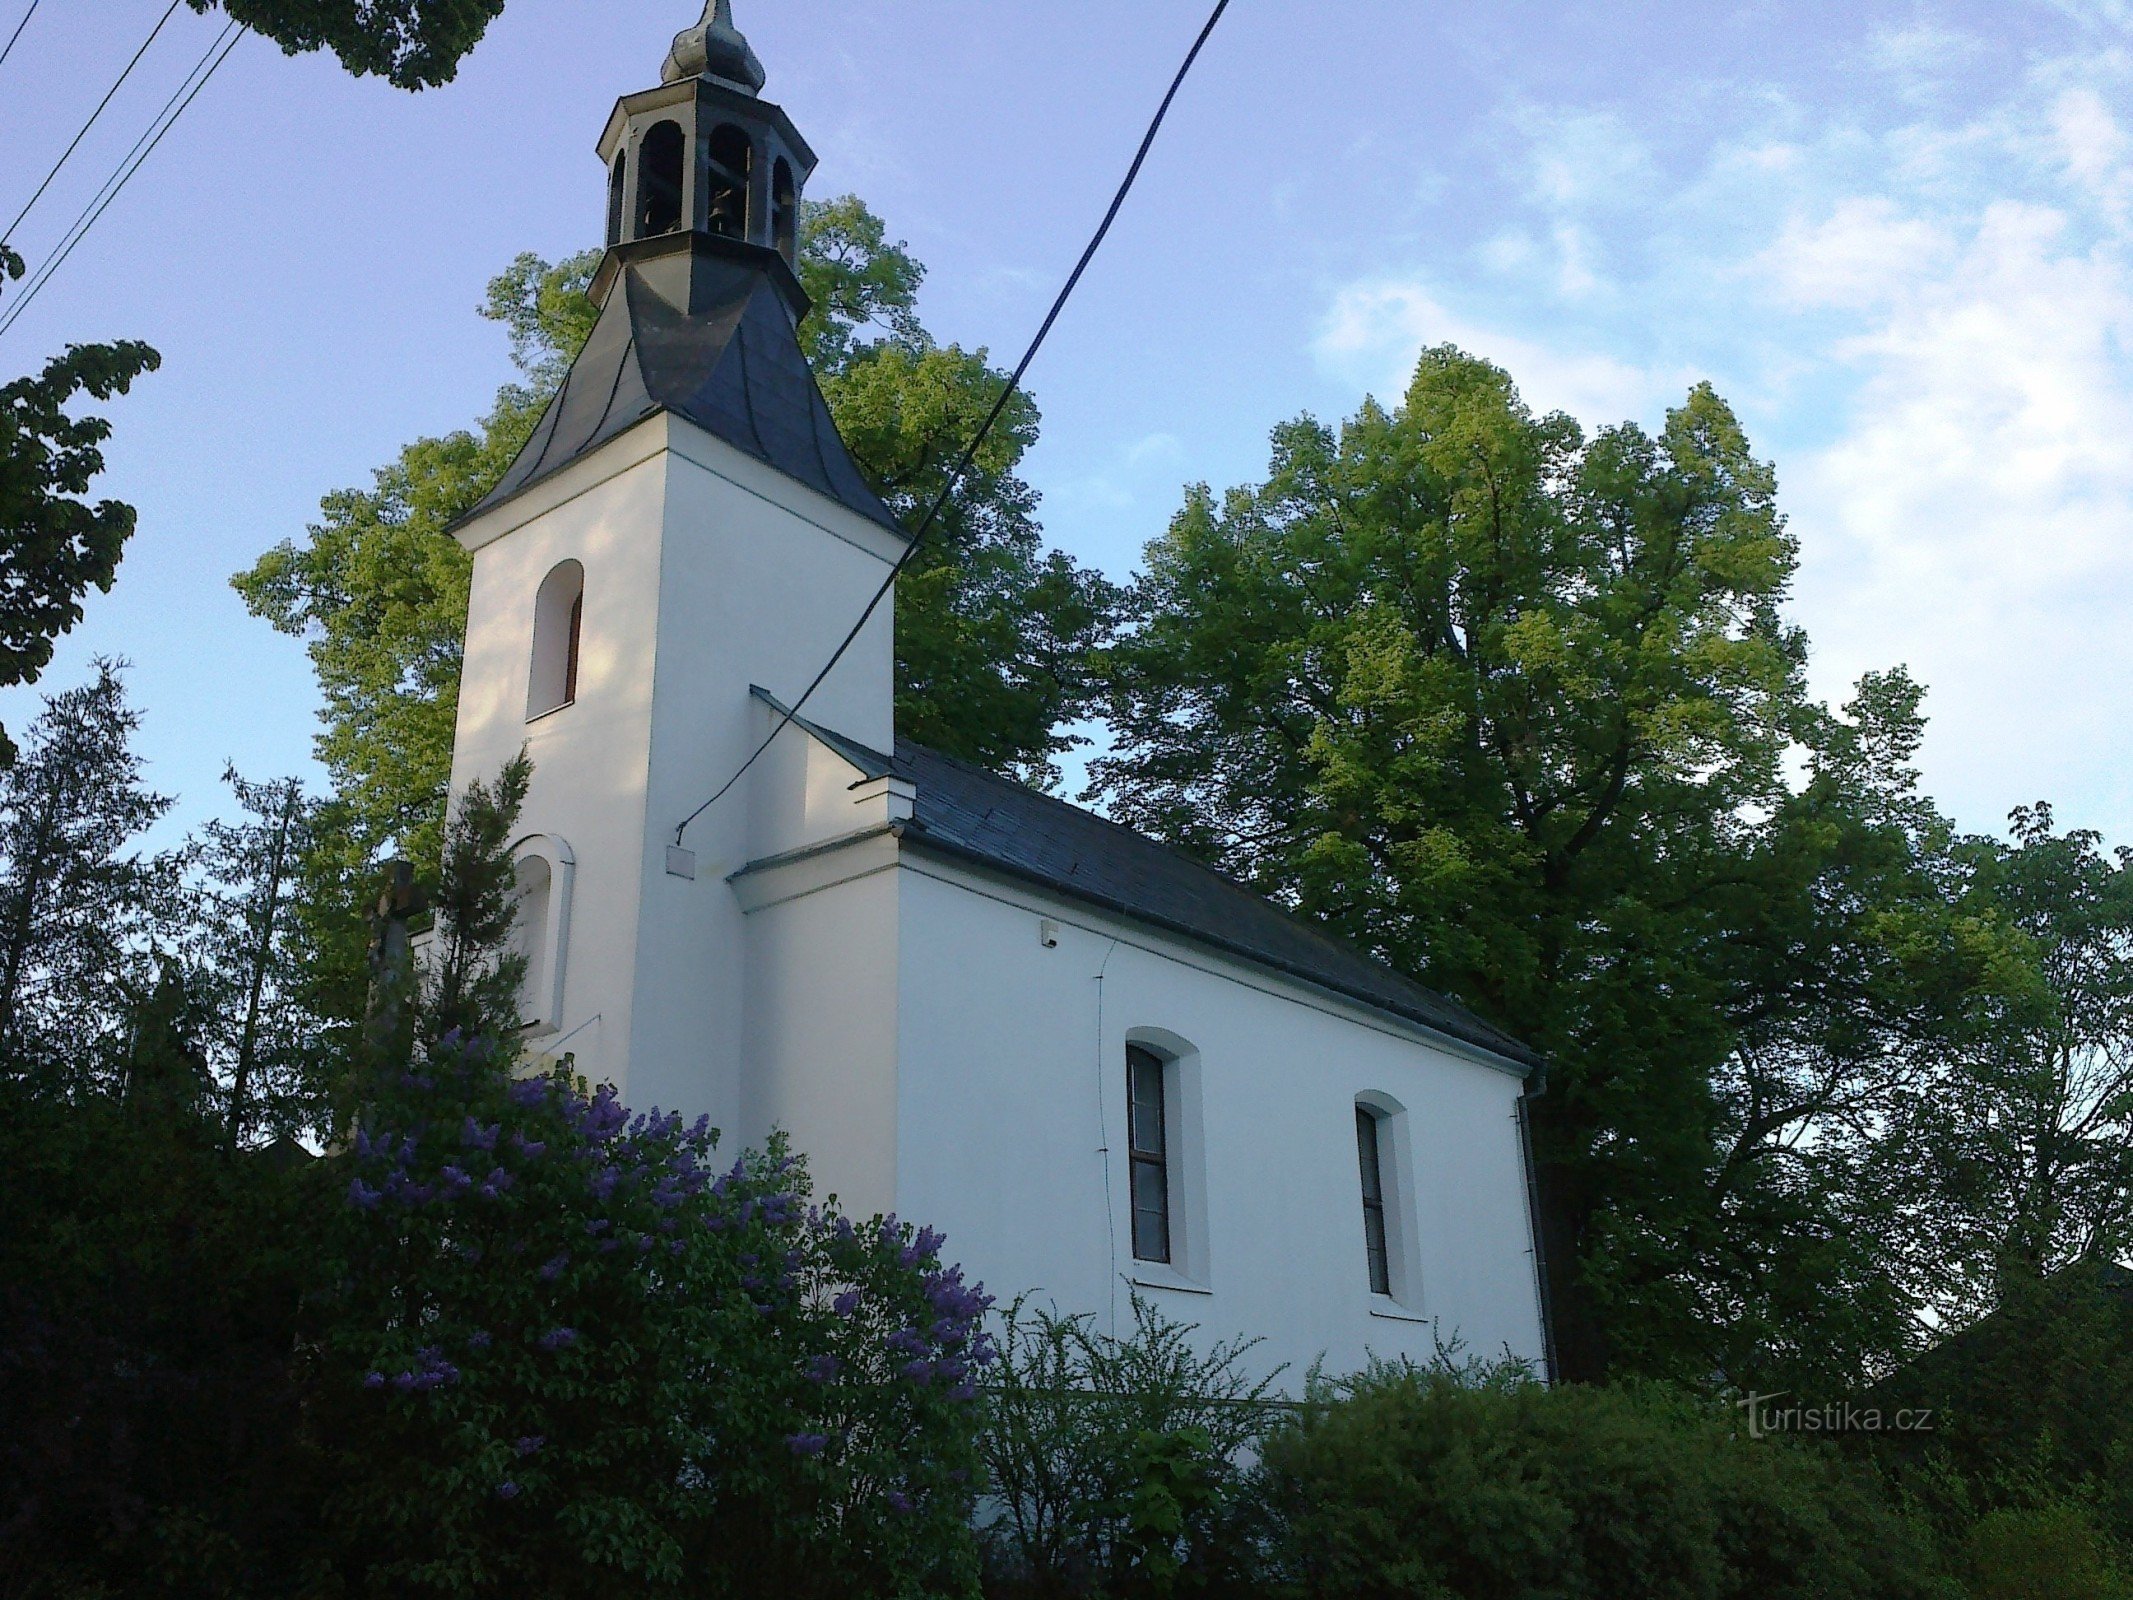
top-left (0, 0), bottom-right (41, 73)
top-left (0, 20), bottom-right (243, 342)
top-left (673, 0), bottom-right (1232, 850)
top-left (2, 0), bottom-right (187, 251)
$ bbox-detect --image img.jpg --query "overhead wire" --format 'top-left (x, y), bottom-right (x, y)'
top-left (0, 18), bottom-right (243, 342)
top-left (672, 0), bottom-right (1232, 850)
top-left (2, 0), bottom-right (186, 251)
top-left (0, 0), bottom-right (41, 73)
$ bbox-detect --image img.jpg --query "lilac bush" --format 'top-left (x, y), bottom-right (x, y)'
top-left (315, 1032), bottom-right (991, 1597)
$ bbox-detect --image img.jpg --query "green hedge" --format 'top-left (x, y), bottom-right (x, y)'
top-left (1253, 1370), bottom-right (1955, 1600)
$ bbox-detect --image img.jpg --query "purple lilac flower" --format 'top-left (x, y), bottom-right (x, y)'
top-left (511, 1132), bottom-right (547, 1158)
top-left (886, 1490), bottom-right (913, 1515)
top-left (468, 1330), bottom-right (492, 1349)
top-left (462, 1117), bottom-right (499, 1150)
top-left (516, 1435), bottom-right (545, 1457)
top-left (832, 1290), bottom-right (861, 1318)
top-left (950, 1380), bottom-right (979, 1402)
top-left (347, 1178), bottom-right (383, 1210)
top-left (496, 1481), bottom-right (519, 1500)
top-left (886, 1328), bottom-right (928, 1358)
top-left (363, 1371), bottom-right (385, 1389)
top-left (539, 1253), bottom-right (569, 1281)
top-left (804, 1354), bottom-right (838, 1383)
top-left (537, 1327), bottom-right (578, 1352)
top-left (786, 1433), bottom-right (828, 1457)
top-left (508, 1078), bottom-right (547, 1107)
top-left (901, 1359), bottom-right (934, 1383)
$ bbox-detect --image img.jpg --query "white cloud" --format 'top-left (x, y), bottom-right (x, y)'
top-left (1313, 279), bottom-right (1692, 429)
top-left (1313, 31), bottom-right (2133, 834)
top-left (1756, 196), bottom-right (1953, 310)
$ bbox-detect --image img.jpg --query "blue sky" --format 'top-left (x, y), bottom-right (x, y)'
top-left (2, 0), bottom-right (2130, 846)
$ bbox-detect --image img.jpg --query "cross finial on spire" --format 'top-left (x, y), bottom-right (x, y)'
top-left (662, 0), bottom-right (767, 93)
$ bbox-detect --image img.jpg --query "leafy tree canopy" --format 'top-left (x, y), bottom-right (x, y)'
top-left (0, 341), bottom-right (161, 765)
top-left (1089, 347), bottom-right (1981, 1387)
top-left (187, 0), bottom-right (505, 89)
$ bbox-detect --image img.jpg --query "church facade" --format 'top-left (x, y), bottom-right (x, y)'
top-left (445, 2), bottom-right (1552, 1384)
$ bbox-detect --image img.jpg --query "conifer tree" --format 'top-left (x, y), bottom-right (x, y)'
top-left (0, 663), bottom-right (178, 1086)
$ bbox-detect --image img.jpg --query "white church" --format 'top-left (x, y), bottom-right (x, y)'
top-left (445, 2), bottom-right (1553, 1384)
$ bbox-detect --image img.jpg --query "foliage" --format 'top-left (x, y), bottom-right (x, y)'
top-left (980, 1294), bottom-right (1278, 1597)
top-left (0, 1078), bottom-right (324, 1596)
top-left (1256, 1365), bottom-right (1955, 1600)
top-left (1962, 1504), bottom-right (2129, 1600)
top-left (1868, 1260), bottom-right (2133, 1554)
top-left (1089, 346), bottom-right (1973, 1386)
top-left (419, 748), bottom-right (531, 1048)
top-left (0, 340), bottom-right (161, 765)
top-left (1853, 808), bottom-right (2133, 1330)
top-left (185, 766), bottom-right (328, 1145)
top-left (314, 1039), bottom-right (992, 1597)
top-left (0, 662), bottom-right (181, 1087)
top-left (187, 0), bottom-right (506, 89)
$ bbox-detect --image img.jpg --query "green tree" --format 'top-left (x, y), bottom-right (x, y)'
top-left (0, 663), bottom-right (179, 1086)
top-left (186, 767), bottom-right (327, 1145)
top-left (1090, 348), bottom-right (1959, 1386)
top-left (0, 340), bottom-right (161, 765)
top-left (1856, 806), bottom-right (2133, 1332)
top-left (187, 0), bottom-right (506, 88)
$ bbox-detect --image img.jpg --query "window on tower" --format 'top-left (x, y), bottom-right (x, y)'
top-left (607, 152), bottom-right (627, 246)
top-left (772, 158), bottom-right (797, 262)
top-left (706, 124), bottom-right (752, 239)
top-left (637, 120), bottom-right (685, 237)
top-left (528, 560), bottom-right (584, 720)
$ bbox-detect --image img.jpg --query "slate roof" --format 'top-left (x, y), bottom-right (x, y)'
top-left (463, 238), bottom-right (902, 535)
top-left (740, 691), bottom-right (1541, 1074)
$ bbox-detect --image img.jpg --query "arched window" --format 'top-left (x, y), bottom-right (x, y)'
top-left (509, 834), bottom-right (574, 1034)
top-left (1122, 1029), bottom-right (1209, 1284)
top-left (1355, 1092), bottom-right (1420, 1306)
top-left (1356, 1106), bottom-right (1392, 1295)
top-left (515, 855), bottom-right (553, 1024)
top-left (527, 560), bottom-right (584, 720)
top-left (1127, 1042), bottom-right (1170, 1264)
top-left (636, 120), bottom-right (685, 237)
top-left (772, 157), bottom-right (797, 262)
top-left (606, 152), bottom-right (627, 246)
top-left (706, 123), bottom-right (752, 239)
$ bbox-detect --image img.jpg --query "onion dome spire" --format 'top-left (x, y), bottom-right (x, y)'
top-left (662, 0), bottom-right (767, 94)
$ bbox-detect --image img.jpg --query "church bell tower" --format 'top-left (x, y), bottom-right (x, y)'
top-left (441, 2), bottom-right (906, 1127)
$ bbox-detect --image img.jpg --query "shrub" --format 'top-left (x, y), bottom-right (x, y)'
top-left (980, 1293), bottom-right (1280, 1596)
top-left (1963, 1503), bottom-right (2128, 1600)
top-left (1257, 1367), bottom-right (1956, 1600)
top-left (311, 1033), bottom-right (996, 1598)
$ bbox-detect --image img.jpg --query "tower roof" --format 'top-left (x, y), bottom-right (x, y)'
top-left (662, 0), bottom-right (766, 93)
top-left (462, 234), bottom-right (903, 537)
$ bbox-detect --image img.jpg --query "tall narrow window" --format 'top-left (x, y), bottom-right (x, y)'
top-left (513, 854), bottom-right (553, 1027)
top-left (772, 157), bottom-right (797, 262)
top-left (1357, 1107), bottom-right (1391, 1295)
top-left (606, 152), bottom-right (627, 245)
top-left (528, 560), bottom-right (585, 720)
top-left (706, 123), bottom-right (752, 239)
top-left (1128, 1044), bottom-right (1170, 1263)
top-left (636, 120), bottom-right (685, 237)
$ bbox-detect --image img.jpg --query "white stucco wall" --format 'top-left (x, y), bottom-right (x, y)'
top-left (730, 797), bottom-right (1551, 1391)
top-left (449, 413), bottom-right (900, 1119)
